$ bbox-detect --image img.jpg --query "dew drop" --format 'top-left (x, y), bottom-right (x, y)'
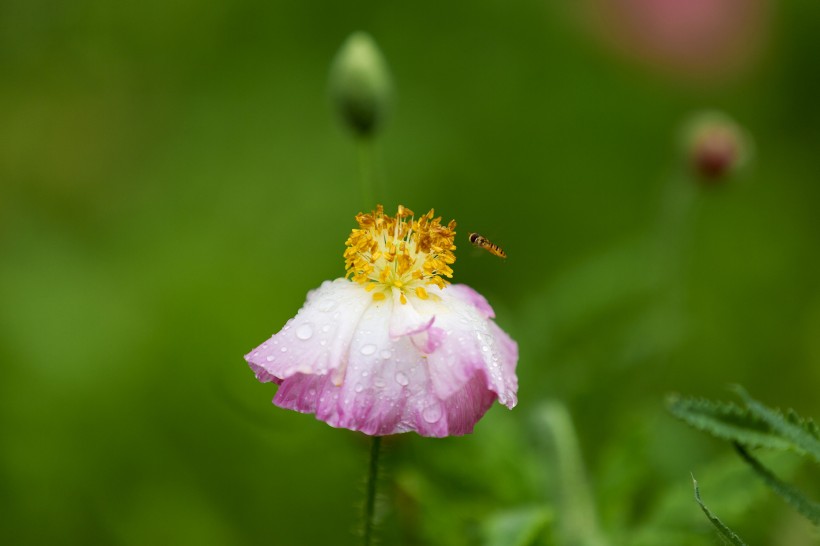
top-left (280, 347), bottom-right (288, 353)
top-left (266, 355), bottom-right (275, 362)
top-left (321, 324), bottom-right (331, 333)
top-left (360, 344), bottom-right (377, 356)
top-left (395, 372), bottom-right (409, 386)
top-left (308, 388), bottom-right (316, 397)
top-left (422, 404), bottom-right (443, 423)
top-left (318, 299), bottom-right (338, 312)
top-left (354, 384), bottom-right (364, 393)
top-left (379, 349), bottom-right (392, 360)
top-left (296, 323), bottom-right (314, 340)
top-left (319, 339), bottom-right (327, 346)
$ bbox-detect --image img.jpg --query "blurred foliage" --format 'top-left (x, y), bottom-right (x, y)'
top-left (2, 1), bottom-right (820, 545)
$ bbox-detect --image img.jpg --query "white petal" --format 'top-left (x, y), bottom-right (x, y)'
top-left (245, 279), bottom-right (371, 381)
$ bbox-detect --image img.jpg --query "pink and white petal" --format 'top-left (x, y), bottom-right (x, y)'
top-left (270, 327), bottom-right (505, 436)
top-left (488, 321), bottom-right (519, 408)
top-left (388, 287), bottom-right (435, 338)
top-left (248, 278), bottom-right (517, 437)
top-left (273, 372), bottom-right (327, 414)
top-left (447, 283), bottom-right (495, 319)
top-left (265, 295), bottom-right (440, 436)
top-left (245, 279), bottom-right (370, 382)
top-left (317, 302), bottom-right (428, 435)
top-left (413, 285), bottom-right (516, 407)
top-left (439, 374), bottom-right (498, 435)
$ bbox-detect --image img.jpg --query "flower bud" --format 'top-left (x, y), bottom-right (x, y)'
top-left (682, 111), bottom-right (751, 184)
top-left (329, 32), bottom-right (393, 139)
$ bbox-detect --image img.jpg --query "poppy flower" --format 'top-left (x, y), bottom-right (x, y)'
top-left (245, 205), bottom-right (518, 437)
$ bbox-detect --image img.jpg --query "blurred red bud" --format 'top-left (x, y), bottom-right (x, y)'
top-left (682, 112), bottom-right (751, 183)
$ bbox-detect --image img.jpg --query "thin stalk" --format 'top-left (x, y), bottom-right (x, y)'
top-left (363, 436), bottom-right (382, 546)
top-left (357, 138), bottom-right (376, 207)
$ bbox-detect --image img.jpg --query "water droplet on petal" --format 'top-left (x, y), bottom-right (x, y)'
top-left (360, 344), bottom-right (377, 356)
top-left (354, 384), bottom-right (364, 393)
top-left (379, 349), bottom-right (392, 359)
top-left (321, 324), bottom-right (331, 333)
top-left (422, 403), bottom-right (443, 423)
top-left (266, 355), bottom-right (275, 362)
top-left (395, 372), bottom-right (409, 386)
top-left (280, 347), bottom-right (288, 353)
top-left (296, 324), bottom-right (314, 340)
top-left (318, 299), bottom-right (338, 312)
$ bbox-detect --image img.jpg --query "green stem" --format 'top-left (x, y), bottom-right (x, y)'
top-left (357, 138), bottom-right (376, 207)
top-left (363, 436), bottom-right (382, 546)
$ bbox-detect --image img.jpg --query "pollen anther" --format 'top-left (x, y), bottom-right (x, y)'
top-left (344, 204), bottom-right (457, 304)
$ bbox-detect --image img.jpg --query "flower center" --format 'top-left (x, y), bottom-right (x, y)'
top-left (344, 205), bottom-right (457, 304)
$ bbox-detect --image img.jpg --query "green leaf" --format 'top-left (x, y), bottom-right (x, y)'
top-left (482, 506), bottom-right (552, 546)
top-left (731, 386), bottom-right (820, 464)
top-left (534, 402), bottom-right (609, 546)
top-left (691, 475), bottom-right (747, 546)
top-left (734, 444), bottom-right (820, 526)
top-left (666, 395), bottom-right (796, 451)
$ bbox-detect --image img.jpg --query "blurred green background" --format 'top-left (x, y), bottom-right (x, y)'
top-left (2, 1), bottom-right (819, 544)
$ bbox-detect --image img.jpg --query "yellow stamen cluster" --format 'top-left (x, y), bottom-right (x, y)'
top-left (344, 205), bottom-right (457, 303)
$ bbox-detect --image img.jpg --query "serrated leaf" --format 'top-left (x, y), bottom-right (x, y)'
top-left (734, 444), bottom-right (820, 526)
top-left (629, 450), bottom-right (783, 545)
top-left (482, 506), bottom-right (552, 546)
top-left (666, 395), bottom-right (796, 451)
top-left (732, 386), bottom-right (820, 464)
top-left (692, 475), bottom-right (747, 546)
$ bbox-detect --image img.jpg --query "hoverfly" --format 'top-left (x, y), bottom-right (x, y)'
top-left (468, 232), bottom-right (507, 259)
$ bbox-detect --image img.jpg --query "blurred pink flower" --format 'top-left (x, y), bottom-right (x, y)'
top-left (582, 0), bottom-right (769, 80)
top-left (245, 205), bottom-right (518, 437)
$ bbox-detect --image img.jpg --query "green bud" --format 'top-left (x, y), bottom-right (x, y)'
top-left (329, 32), bottom-right (392, 138)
